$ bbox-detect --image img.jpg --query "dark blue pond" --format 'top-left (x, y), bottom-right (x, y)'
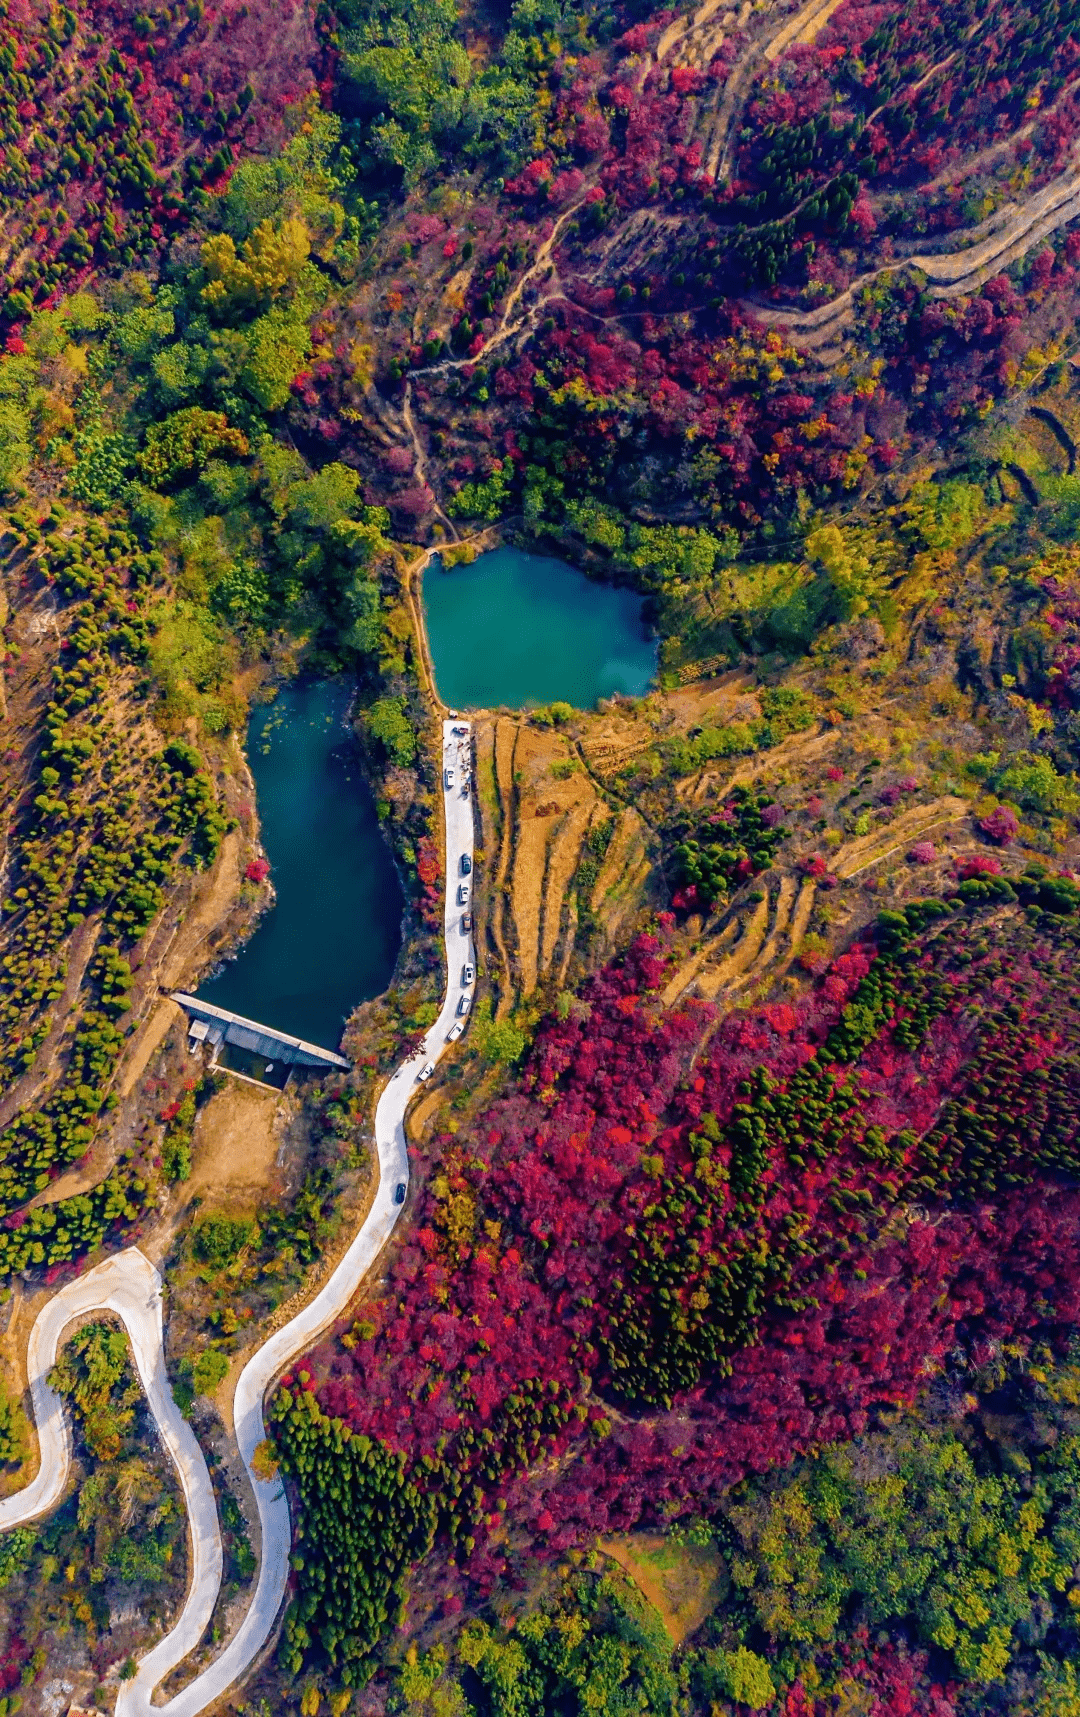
top-left (199, 679), bottom-right (403, 1052)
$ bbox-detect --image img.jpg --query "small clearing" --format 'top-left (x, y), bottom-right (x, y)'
top-left (185, 1078), bottom-right (289, 1210)
top-left (601, 1535), bottom-right (728, 1645)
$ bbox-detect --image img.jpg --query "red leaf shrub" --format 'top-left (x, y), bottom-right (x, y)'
top-left (301, 896), bottom-right (1080, 1604)
top-left (978, 804), bottom-right (1019, 844)
top-left (955, 854), bottom-right (1002, 880)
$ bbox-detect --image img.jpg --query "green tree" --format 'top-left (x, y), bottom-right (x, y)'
top-left (365, 697), bottom-right (416, 764)
top-left (193, 1213), bottom-right (257, 1268)
top-left (702, 1646), bottom-right (776, 1710)
top-left (271, 1384), bottom-right (438, 1681)
top-left (50, 1322), bottom-right (140, 1461)
top-left (190, 1347), bottom-right (230, 1395)
top-left (242, 308), bottom-right (313, 412)
top-left (139, 407), bottom-right (249, 488)
top-left (0, 1375), bottom-right (28, 1468)
top-left (0, 400), bottom-right (32, 492)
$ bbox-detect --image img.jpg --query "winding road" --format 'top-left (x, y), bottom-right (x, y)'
top-left (0, 719), bottom-right (476, 1713)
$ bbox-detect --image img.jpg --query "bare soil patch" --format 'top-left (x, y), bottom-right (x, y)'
top-left (601, 1535), bottom-right (728, 1645)
top-left (186, 1077), bottom-right (288, 1208)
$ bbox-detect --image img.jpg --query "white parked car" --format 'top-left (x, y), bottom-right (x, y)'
top-left (457, 994), bottom-right (471, 1016)
top-left (462, 963), bottom-right (475, 985)
top-left (458, 882), bottom-right (470, 905)
top-left (418, 1062), bottom-right (435, 1082)
top-left (446, 1020), bottom-right (464, 1042)
top-left (444, 767), bottom-right (455, 789)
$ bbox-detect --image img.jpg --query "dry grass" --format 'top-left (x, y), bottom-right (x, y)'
top-left (601, 1535), bottom-right (728, 1646)
top-left (697, 891), bottom-right (771, 998)
top-left (831, 795), bottom-right (969, 879)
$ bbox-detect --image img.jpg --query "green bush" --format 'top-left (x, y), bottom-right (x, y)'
top-left (190, 1347), bottom-right (230, 1395)
top-left (193, 1213), bottom-right (257, 1268)
top-left (365, 697), bottom-right (416, 766)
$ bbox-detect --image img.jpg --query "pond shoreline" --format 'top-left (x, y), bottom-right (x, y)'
top-left (196, 679), bottom-right (405, 1054)
top-left (422, 540), bottom-right (659, 712)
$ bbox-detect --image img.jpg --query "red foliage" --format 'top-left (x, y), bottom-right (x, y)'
top-left (0, 1636), bottom-right (26, 1695)
top-left (0, 0), bottom-right (323, 320)
top-left (304, 899), bottom-right (1080, 1606)
top-left (781, 1638), bottom-right (956, 1717)
top-left (415, 835), bottom-right (442, 931)
top-left (955, 855), bottom-right (1002, 880)
top-left (978, 805), bottom-right (1020, 845)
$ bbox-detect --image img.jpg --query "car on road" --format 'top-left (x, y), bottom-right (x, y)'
top-left (446, 1020), bottom-right (464, 1041)
top-left (418, 1062), bottom-right (435, 1081)
top-left (462, 963), bottom-right (475, 985)
top-left (458, 882), bottom-right (470, 904)
top-left (393, 1182), bottom-right (407, 1205)
top-left (457, 993), bottom-right (471, 1016)
top-left (452, 724), bottom-right (469, 736)
top-left (461, 912), bottom-right (473, 931)
top-left (460, 853), bottom-right (472, 875)
top-left (444, 767), bottom-right (455, 789)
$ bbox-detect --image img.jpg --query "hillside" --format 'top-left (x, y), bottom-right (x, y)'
top-left (2, 0), bottom-right (1080, 1712)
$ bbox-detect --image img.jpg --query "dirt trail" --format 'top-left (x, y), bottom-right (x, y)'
top-left (785, 876), bottom-right (817, 965)
top-left (697, 891), bottom-right (770, 996)
top-left (700, 0), bottom-right (837, 181)
top-left (745, 871), bottom-right (797, 979)
top-left (744, 162), bottom-right (1080, 350)
top-left (399, 202), bottom-right (588, 524)
top-left (401, 388), bottom-right (459, 540)
top-left (661, 916), bottom-right (738, 1005)
top-left (763, 0), bottom-right (843, 61)
top-left (540, 799), bottom-right (594, 975)
top-left (410, 200), bottom-right (586, 387)
top-left (652, 0), bottom-right (730, 69)
top-left (831, 796), bottom-right (969, 880)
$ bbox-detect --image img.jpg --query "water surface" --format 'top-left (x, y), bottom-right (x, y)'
top-left (199, 679), bottom-right (403, 1051)
top-left (423, 545), bottom-right (656, 710)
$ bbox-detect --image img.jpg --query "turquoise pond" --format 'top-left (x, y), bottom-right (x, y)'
top-left (198, 678), bottom-right (403, 1053)
top-left (422, 545), bottom-right (657, 710)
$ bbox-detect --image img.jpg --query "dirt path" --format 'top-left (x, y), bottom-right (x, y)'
top-left (406, 199), bottom-right (587, 397)
top-left (401, 386), bottom-right (459, 540)
top-left (698, 0), bottom-right (836, 181)
top-left (742, 158), bottom-right (1080, 350)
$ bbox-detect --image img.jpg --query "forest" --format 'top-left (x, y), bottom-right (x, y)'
top-left (3, 0), bottom-right (1080, 1708)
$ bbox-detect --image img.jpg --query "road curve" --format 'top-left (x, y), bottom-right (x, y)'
top-left (1, 718), bottom-right (476, 1714)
